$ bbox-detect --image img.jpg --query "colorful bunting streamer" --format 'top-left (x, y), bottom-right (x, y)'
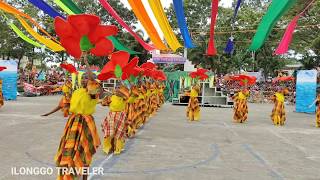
top-left (127, 0), bottom-right (168, 50)
top-left (59, 0), bottom-right (83, 14)
top-left (274, 15), bottom-right (300, 55)
top-left (28, 0), bottom-right (65, 19)
top-left (224, 0), bottom-right (242, 54)
top-left (224, 37), bottom-right (234, 54)
top-left (54, 0), bottom-right (75, 15)
top-left (107, 36), bottom-right (140, 54)
top-left (98, 0), bottom-right (155, 51)
top-left (207, 0), bottom-right (218, 56)
top-left (248, 0), bottom-right (297, 51)
top-left (0, 1), bottom-right (59, 43)
top-left (274, 0), bottom-right (316, 55)
top-left (232, 0), bottom-right (242, 22)
top-left (53, 0), bottom-right (139, 54)
top-left (172, 0), bottom-right (195, 48)
top-left (8, 22), bottom-right (43, 48)
top-left (15, 15), bottom-right (64, 51)
top-left (0, 12), bottom-right (43, 48)
top-left (148, 0), bottom-right (182, 51)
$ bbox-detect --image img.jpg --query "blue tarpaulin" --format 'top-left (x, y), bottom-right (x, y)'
top-left (296, 70), bottom-right (318, 113)
top-left (0, 60), bottom-right (17, 100)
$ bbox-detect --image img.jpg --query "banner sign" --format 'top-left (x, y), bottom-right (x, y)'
top-left (152, 54), bottom-right (186, 64)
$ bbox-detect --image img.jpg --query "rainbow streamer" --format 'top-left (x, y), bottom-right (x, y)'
top-left (8, 22), bottom-right (43, 48)
top-left (148, 0), bottom-right (182, 51)
top-left (127, 0), bottom-right (168, 50)
top-left (207, 0), bottom-right (218, 56)
top-left (28, 0), bottom-right (64, 19)
top-left (98, 0), bottom-right (155, 51)
top-left (172, 0), bottom-right (195, 48)
top-left (54, 0), bottom-right (75, 15)
top-left (248, 0), bottom-right (297, 51)
top-left (15, 15), bottom-right (64, 51)
top-left (0, 1), bottom-right (59, 43)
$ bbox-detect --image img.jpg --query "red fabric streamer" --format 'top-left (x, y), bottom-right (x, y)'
top-left (274, 0), bottom-right (316, 55)
top-left (98, 0), bottom-right (155, 51)
top-left (0, 66), bottom-right (7, 71)
top-left (206, 0), bottom-right (218, 56)
top-left (274, 15), bottom-right (300, 55)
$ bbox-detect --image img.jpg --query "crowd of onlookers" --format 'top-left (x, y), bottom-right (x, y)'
top-left (217, 77), bottom-right (296, 104)
top-left (18, 66), bottom-right (65, 96)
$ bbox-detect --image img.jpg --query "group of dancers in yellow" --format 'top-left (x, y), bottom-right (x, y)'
top-left (232, 87), bottom-right (291, 126)
top-left (42, 51), bottom-right (165, 179)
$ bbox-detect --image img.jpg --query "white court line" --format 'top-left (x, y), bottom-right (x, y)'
top-left (88, 126), bottom-right (145, 180)
top-left (223, 122), bottom-right (240, 137)
top-left (268, 128), bottom-right (307, 155)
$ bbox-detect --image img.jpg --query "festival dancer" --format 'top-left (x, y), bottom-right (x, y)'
top-left (230, 75), bottom-right (256, 123)
top-left (100, 85), bottom-right (129, 155)
top-left (42, 79), bottom-right (72, 117)
top-left (233, 89), bottom-right (250, 123)
top-left (54, 53), bottom-right (101, 180)
top-left (309, 93), bottom-right (320, 127)
top-left (271, 88), bottom-right (289, 126)
top-left (0, 66), bottom-right (7, 108)
top-left (53, 14), bottom-right (118, 179)
top-left (270, 76), bottom-right (294, 126)
top-left (187, 68), bottom-right (209, 121)
top-left (98, 51), bottom-right (137, 155)
top-left (186, 84), bottom-right (201, 121)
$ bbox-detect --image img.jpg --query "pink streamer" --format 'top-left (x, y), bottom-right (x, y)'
top-left (206, 0), bottom-right (218, 56)
top-left (274, 15), bottom-right (300, 55)
top-left (98, 0), bottom-right (155, 51)
top-left (274, 0), bottom-right (316, 55)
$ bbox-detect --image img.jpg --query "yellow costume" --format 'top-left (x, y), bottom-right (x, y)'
top-left (0, 80), bottom-right (3, 108)
top-left (135, 85), bottom-right (148, 128)
top-left (315, 95), bottom-right (320, 127)
top-left (55, 80), bottom-right (101, 180)
top-left (59, 81), bottom-right (72, 117)
top-left (186, 85), bottom-right (200, 121)
top-left (233, 90), bottom-right (249, 123)
top-left (101, 86), bottom-right (129, 155)
top-left (126, 86), bottom-right (140, 138)
top-left (271, 92), bottom-right (286, 126)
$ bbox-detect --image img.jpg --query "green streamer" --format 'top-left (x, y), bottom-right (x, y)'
top-left (60, 0), bottom-right (83, 14)
top-left (9, 23), bottom-right (43, 48)
top-left (107, 36), bottom-right (140, 54)
top-left (248, 0), bottom-right (297, 51)
top-left (54, 0), bottom-right (75, 15)
top-left (1, 11), bottom-right (43, 48)
top-left (58, 0), bottom-right (139, 54)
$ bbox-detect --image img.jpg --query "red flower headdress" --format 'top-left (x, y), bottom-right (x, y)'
top-left (189, 68), bottom-right (209, 80)
top-left (54, 14), bottom-right (118, 58)
top-left (60, 63), bottom-right (78, 74)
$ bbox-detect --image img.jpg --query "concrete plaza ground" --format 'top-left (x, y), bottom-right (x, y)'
top-left (0, 96), bottom-right (319, 180)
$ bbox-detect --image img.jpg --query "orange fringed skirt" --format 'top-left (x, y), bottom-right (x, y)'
top-left (55, 114), bottom-right (100, 180)
top-left (233, 99), bottom-right (248, 123)
top-left (186, 97), bottom-right (200, 121)
top-left (271, 101), bottom-right (286, 126)
top-left (0, 92), bottom-right (3, 107)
